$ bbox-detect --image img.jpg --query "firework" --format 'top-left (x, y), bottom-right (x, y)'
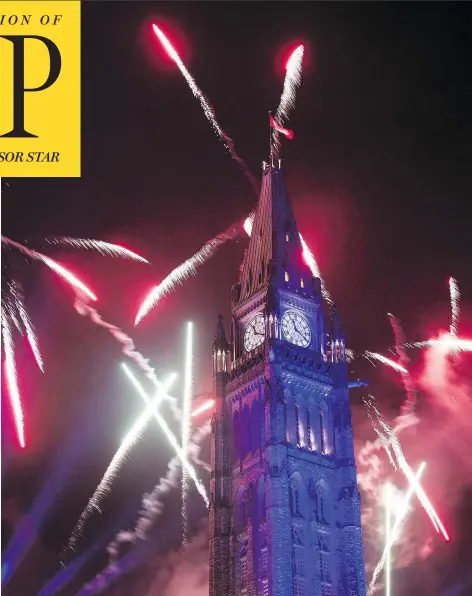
top-left (192, 399), bottom-right (214, 417)
top-left (122, 363), bottom-right (209, 507)
top-left (181, 322), bottom-right (194, 546)
top-left (61, 373), bottom-right (176, 562)
top-left (364, 351), bottom-right (408, 375)
top-left (388, 314), bottom-right (417, 415)
top-left (243, 214), bottom-right (332, 303)
top-left (368, 400), bottom-right (449, 541)
top-left (46, 237), bottom-right (149, 263)
top-left (151, 24), bottom-right (258, 193)
top-left (1, 316), bottom-right (25, 448)
top-left (369, 463), bottom-right (426, 594)
top-left (135, 224), bottom-right (239, 325)
top-left (14, 287), bottom-right (44, 372)
top-left (273, 44), bottom-right (304, 155)
top-left (449, 277), bottom-right (460, 337)
top-left (1, 233), bottom-right (150, 448)
top-left (107, 421), bottom-right (211, 572)
top-left (2, 236), bottom-right (97, 301)
top-left (299, 233), bottom-right (332, 303)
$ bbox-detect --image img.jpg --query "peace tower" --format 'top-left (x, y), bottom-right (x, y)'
top-left (209, 160), bottom-right (367, 596)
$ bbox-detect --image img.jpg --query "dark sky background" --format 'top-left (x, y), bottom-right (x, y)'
top-left (2, 2), bottom-right (472, 595)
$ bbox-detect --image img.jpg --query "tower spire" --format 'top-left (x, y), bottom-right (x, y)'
top-left (235, 164), bottom-right (318, 307)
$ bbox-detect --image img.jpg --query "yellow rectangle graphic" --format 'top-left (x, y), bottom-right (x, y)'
top-left (0, 1), bottom-right (81, 177)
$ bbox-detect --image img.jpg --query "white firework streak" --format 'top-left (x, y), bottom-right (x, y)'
top-left (369, 463), bottom-right (426, 595)
top-left (368, 401), bottom-right (449, 540)
top-left (364, 351), bottom-right (408, 374)
top-left (152, 24), bottom-right (258, 193)
top-left (299, 234), bottom-right (332, 304)
top-left (273, 45), bottom-right (304, 154)
top-left (61, 374), bottom-right (176, 562)
top-left (181, 322), bottom-right (194, 546)
top-left (122, 364), bottom-right (209, 506)
top-left (1, 315), bottom-right (25, 448)
top-left (46, 237), bottom-right (149, 263)
top-left (388, 313), bottom-right (417, 416)
top-left (135, 224), bottom-right (239, 325)
top-left (14, 286), bottom-right (44, 372)
top-left (449, 277), bottom-right (460, 337)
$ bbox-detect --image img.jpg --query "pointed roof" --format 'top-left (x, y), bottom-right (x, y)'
top-left (236, 165), bottom-right (314, 306)
top-left (331, 304), bottom-right (344, 340)
top-left (213, 314), bottom-right (230, 352)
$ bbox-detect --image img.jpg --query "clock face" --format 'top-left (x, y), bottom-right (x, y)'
top-left (244, 314), bottom-right (266, 352)
top-left (281, 311), bottom-right (311, 347)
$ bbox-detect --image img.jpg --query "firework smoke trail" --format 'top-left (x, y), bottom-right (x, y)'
top-left (367, 400), bottom-right (449, 540)
top-left (449, 277), bottom-right (460, 337)
top-left (369, 463), bottom-right (426, 595)
top-left (135, 224), bottom-right (239, 325)
top-left (151, 24), bottom-right (258, 193)
top-left (388, 313), bottom-right (417, 415)
top-left (243, 214), bottom-right (332, 303)
top-left (1, 316), bottom-right (25, 448)
top-left (46, 238), bottom-right (149, 263)
top-left (364, 351), bottom-right (408, 375)
top-left (61, 374), bottom-right (176, 563)
top-left (106, 421), bottom-right (211, 571)
top-left (273, 44), bottom-right (304, 155)
top-left (181, 322), bottom-right (194, 546)
top-left (189, 419), bottom-right (212, 472)
top-left (122, 364), bottom-right (209, 506)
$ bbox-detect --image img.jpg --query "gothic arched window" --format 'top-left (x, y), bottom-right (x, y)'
top-left (250, 399), bottom-right (260, 453)
top-left (233, 410), bottom-right (241, 461)
top-left (241, 405), bottom-right (251, 460)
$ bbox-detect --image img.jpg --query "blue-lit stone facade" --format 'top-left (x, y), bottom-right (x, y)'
top-left (209, 165), bottom-right (366, 596)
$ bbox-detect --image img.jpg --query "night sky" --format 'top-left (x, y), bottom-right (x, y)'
top-left (2, 2), bottom-right (472, 595)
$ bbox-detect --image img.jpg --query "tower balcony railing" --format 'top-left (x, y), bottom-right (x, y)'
top-left (231, 341), bottom-right (267, 372)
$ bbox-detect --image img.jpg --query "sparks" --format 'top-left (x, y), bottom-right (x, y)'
top-left (192, 399), bottom-right (214, 417)
top-left (1, 317), bottom-right (25, 448)
top-left (388, 313), bottom-right (416, 415)
top-left (364, 351), bottom-right (409, 374)
top-left (243, 214), bottom-right (332, 303)
top-left (122, 363), bottom-right (209, 507)
top-left (369, 463), bottom-right (427, 594)
top-left (369, 402), bottom-right (449, 541)
top-left (151, 24), bottom-right (258, 192)
top-left (2, 236), bottom-right (97, 301)
top-left (62, 373), bottom-right (176, 562)
top-left (181, 322), bottom-right (193, 545)
top-left (273, 44), bottom-right (304, 154)
top-left (449, 277), bottom-right (460, 337)
top-left (46, 238), bottom-right (149, 263)
top-left (135, 224), bottom-right (239, 325)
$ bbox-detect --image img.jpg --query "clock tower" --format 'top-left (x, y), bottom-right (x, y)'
top-left (209, 162), bottom-right (367, 596)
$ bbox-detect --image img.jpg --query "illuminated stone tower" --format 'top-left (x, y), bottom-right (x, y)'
top-left (209, 162), bottom-right (367, 596)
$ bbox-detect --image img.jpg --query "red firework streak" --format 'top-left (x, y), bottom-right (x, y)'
top-left (270, 113), bottom-right (294, 139)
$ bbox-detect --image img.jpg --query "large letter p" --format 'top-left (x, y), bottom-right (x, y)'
top-left (0, 35), bottom-right (62, 138)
